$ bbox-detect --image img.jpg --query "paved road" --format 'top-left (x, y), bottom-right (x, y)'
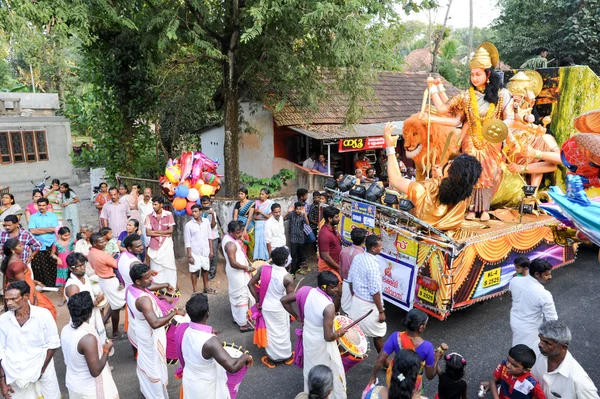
top-left (53, 244), bottom-right (600, 398)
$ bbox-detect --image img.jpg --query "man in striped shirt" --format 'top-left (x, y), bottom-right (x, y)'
top-left (520, 47), bottom-right (549, 69)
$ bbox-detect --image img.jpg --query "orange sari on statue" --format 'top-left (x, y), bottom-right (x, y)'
top-left (5, 258), bottom-right (57, 320)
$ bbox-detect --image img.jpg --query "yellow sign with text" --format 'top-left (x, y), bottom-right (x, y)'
top-left (395, 238), bottom-right (418, 258)
top-left (417, 286), bottom-right (436, 304)
top-left (482, 268), bottom-right (501, 288)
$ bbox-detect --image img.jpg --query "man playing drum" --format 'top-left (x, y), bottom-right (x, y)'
top-left (347, 235), bottom-right (387, 355)
top-left (126, 263), bottom-right (184, 399)
top-left (176, 293), bottom-right (254, 399)
top-left (248, 246), bottom-right (295, 368)
top-left (223, 220), bottom-right (256, 333)
top-left (281, 271), bottom-right (348, 399)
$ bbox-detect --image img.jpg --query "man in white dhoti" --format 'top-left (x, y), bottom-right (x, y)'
top-left (223, 220), bottom-right (256, 332)
top-left (338, 227), bottom-right (366, 314)
top-left (509, 258), bottom-right (558, 355)
top-left (126, 263), bottom-right (184, 399)
top-left (176, 293), bottom-right (254, 399)
top-left (0, 281), bottom-right (61, 399)
top-left (348, 235), bottom-right (387, 355)
top-left (62, 291), bottom-right (119, 399)
top-left (248, 246), bottom-right (294, 368)
top-left (65, 252), bottom-right (107, 344)
top-left (145, 196), bottom-right (177, 288)
top-left (281, 271), bottom-right (349, 399)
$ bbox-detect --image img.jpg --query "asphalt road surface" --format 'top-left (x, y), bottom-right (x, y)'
top-left (52, 244), bottom-right (600, 398)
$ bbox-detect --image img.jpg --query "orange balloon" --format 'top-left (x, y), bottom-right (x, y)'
top-left (199, 184), bottom-right (214, 197)
top-left (181, 180), bottom-right (192, 188)
top-left (172, 197), bottom-right (187, 210)
top-left (193, 180), bottom-right (205, 190)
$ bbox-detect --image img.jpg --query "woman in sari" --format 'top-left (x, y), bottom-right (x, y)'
top-left (44, 178), bottom-right (63, 223)
top-left (426, 42), bottom-right (514, 221)
top-left (233, 187), bottom-right (255, 255)
top-left (2, 237), bottom-right (57, 319)
top-left (0, 193), bottom-right (22, 222)
top-left (253, 187), bottom-right (273, 261)
top-left (362, 350), bottom-right (427, 399)
top-left (25, 189), bottom-right (53, 223)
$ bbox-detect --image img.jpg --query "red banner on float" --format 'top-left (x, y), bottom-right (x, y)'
top-left (338, 136), bottom-right (386, 152)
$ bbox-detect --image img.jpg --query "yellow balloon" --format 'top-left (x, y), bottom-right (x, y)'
top-left (585, 187), bottom-right (600, 198)
top-left (199, 184), bottom-right (214, 197)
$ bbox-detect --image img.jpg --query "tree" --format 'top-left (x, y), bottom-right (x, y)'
top-left (492, 0), bottom-right (600, 72)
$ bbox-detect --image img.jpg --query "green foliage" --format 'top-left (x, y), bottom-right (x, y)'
top-left (240, 169), bottom-right (297, 198)
top-left (492, 0), bottom-right (600, 73)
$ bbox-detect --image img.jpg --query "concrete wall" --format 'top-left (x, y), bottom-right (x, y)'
top-left (273, 157), bottom-right (330, 195)
top-left (0, 117), bottom-right (76, 188)
top-left (171, 194), bottom-right (298, 258)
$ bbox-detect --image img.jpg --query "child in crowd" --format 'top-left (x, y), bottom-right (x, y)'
top-left (514, 256), bottom-right (530, 277)
top-left (100, 227), bottom-right (123, 288)
top-left (101, 227), bottom-right (119, 258)
top-left (436, 352), bottom-right (467, 399)
top-left (489, 344), bottom-right (545, 399)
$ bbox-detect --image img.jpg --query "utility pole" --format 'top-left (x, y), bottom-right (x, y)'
top-left (431, 0), bottom-right (454, 73)
top-left (467, 0), bottom-right (474, 67)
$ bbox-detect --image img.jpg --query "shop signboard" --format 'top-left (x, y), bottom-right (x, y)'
top-left (338, 136), bottom-right (385, 153)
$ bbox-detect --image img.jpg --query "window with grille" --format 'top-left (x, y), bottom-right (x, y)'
top-left (0, 130), bottom-right (49, 163)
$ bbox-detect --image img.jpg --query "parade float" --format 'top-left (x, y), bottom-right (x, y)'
top-left (328, 45), bottom-right (600, 320)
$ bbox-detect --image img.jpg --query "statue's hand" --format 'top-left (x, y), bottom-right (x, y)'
top-left (383, 122), bottom-right (399, 148)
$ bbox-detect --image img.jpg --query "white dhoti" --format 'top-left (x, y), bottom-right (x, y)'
top-left (263, 308), bottom-right (292, 361)
top-left (303, 289), bottom-right (346, 399)
top-left (303, 324), bottom-right (346, 398)
top-left (9, 359), bottom-right (60, 399)
top-left (189, 252), bottom-right (210, 273)
top-left (349, 296), bottom-right (387, 338)
top-left (127, 289), bottom-right (169, 399)
top-left (511, 318), bottom-right (542, 356)
top-left (227, 269), bottom-right (255, 327)
top-left (98, 276), bottom-right (126, 310)
top-left (341, 281), bottom-right (353, 314)
top-left (148, 238), bottom-right (178, 288)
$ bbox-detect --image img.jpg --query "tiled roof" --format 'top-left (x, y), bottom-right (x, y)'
top-left (272, 71), bottom-right (459, 127)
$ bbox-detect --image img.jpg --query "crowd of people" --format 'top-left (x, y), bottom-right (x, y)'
top-left (0, 176), bottom-right (597, 399)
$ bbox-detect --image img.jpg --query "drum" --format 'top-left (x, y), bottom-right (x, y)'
top-left (165, 314), bottom-right (190, 364)
top-left (334, 314), bottom-right (369, 372)
top-left (223, 342), bottom-right (248, 399)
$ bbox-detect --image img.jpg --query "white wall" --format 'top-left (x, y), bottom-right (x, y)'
top-left (199, 102), bottom-right (275, 180)
top-left (200, 126), bottom-right (225, 176)
top-left (239, 103), bottom-right (274, 178)
top-left (0, 117), bottom-right (76, 187)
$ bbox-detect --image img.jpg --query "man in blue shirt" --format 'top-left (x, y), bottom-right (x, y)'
top-left (312, 154), bottom-right (329, 174)
top-left (28, 197), bottom-right (59, 287)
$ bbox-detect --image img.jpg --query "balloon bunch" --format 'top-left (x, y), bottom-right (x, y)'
top-left (159, 151), bottom-right (222, 216)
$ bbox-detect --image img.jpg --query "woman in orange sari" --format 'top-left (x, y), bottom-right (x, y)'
top-left (2, 237), bottom-right (57, 319)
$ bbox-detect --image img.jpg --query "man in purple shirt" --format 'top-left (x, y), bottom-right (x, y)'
top-left (100, 187), bottom-right (131, 237)
top-left (312, 154), bottom-right (329, 174)
top-left (339, 227), bottom-right (366, 314)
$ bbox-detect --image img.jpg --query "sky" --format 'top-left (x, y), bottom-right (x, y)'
top-left (397, 0), bottom-right (501, 29)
